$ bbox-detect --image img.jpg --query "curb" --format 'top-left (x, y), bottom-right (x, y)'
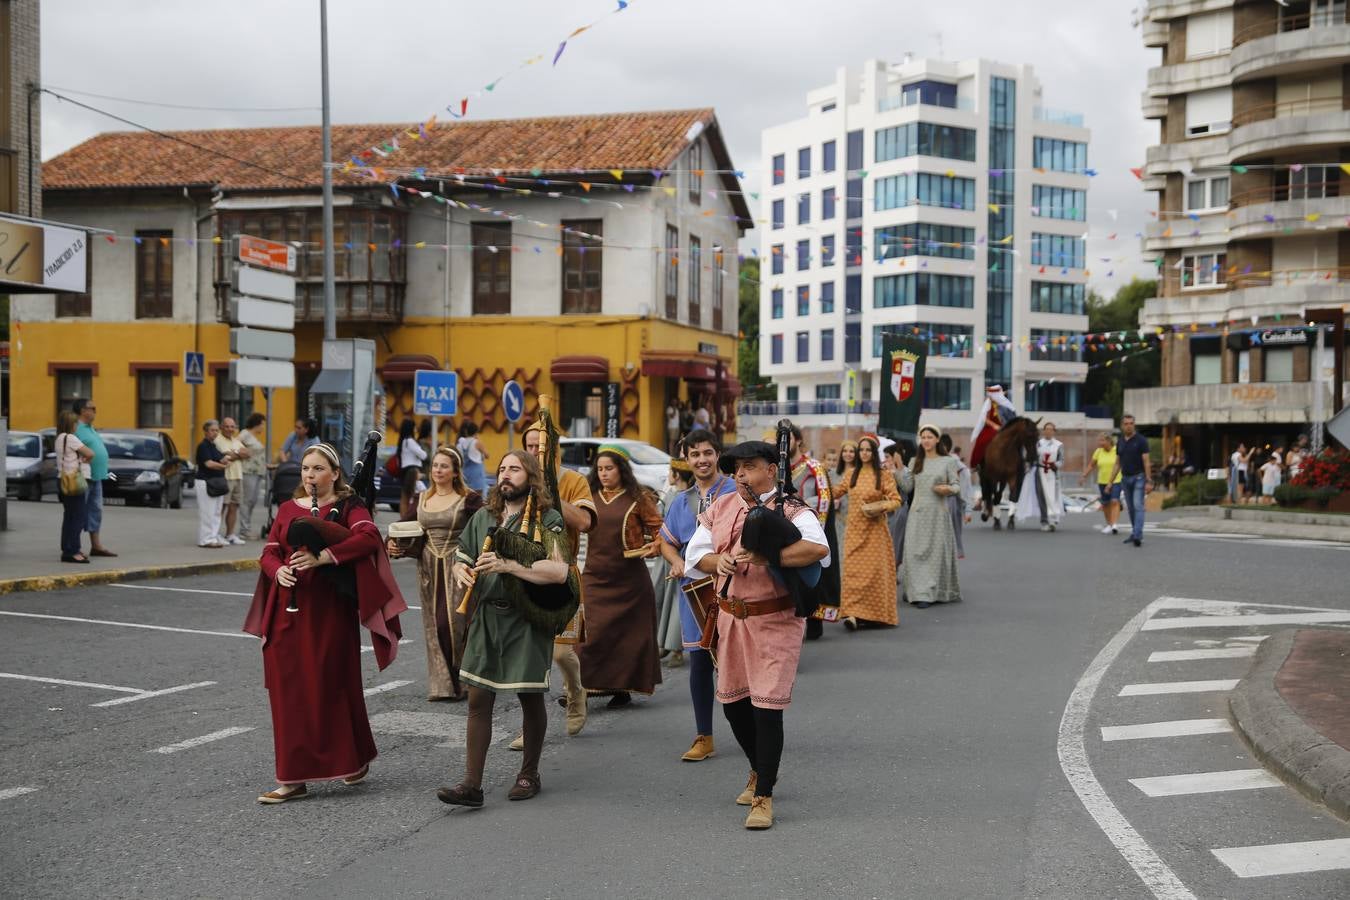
top-left (1228, 629), bottom-right (1350, 822)
top-left (1162, 516), bottom-right (1350, 544)
top-left (0, 558), bottom-right (259, 595)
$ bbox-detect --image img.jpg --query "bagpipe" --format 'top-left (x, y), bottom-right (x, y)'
top-left (455, 396), bottom-right (580, 634)
top-left (732, 418), bottom-right (828, 619)
top-left (283, 431), bottom-right (383, 612)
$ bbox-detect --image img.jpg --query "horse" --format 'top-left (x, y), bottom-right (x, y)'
top-left (976, 416), bottom-right (1039, 530)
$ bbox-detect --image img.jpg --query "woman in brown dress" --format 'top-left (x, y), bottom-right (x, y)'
top-left (388, 446), bottom-right (482, 701)
top-left (577, 445), bottom-right (664, 708)
top-left (833, 436), bottom-right (902, 629)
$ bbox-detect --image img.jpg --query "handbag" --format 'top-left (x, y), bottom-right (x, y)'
top-left (205, 475), bottom-right (230, 497)
top-left (57, 435), bottom-right (88, 497)
top-left (385, 452), bottom-right (401, 478)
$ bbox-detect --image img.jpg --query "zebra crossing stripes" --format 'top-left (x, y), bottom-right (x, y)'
top-left (1128, 768), bottom-right (1282, 797)
top-left (1212, 839), bottom-right (1350, 879)
top-left (1099, 718), bottom-right (1230, 742)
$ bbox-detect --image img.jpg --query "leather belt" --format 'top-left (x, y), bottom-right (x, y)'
top-left (718, 595), bottom-right (794, 620)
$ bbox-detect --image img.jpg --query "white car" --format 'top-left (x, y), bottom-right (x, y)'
top-left (559, 438), bottom-right (672, 494)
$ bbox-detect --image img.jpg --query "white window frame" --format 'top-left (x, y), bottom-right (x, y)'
top-left (1180, 249), bottom-right (1228, 291)
top-left (1186, 87), bottom-right (1232, 138)
top-left (1184, 175), bottom-right (1230, 213)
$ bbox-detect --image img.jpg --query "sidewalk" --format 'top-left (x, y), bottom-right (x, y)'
top-left (1229, 628), bottom-right (1350, 821)
top-left (1160, 505), bottom-right (1350, 544)
top-left (0, 497), bottom-right (399, 593)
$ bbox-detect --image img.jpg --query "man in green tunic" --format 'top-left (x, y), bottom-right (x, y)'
top-left (438, 450), bottom-right (572, 808)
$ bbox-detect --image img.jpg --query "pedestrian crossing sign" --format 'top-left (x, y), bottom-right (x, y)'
top-left (184, 351), bottom-right (205, 385)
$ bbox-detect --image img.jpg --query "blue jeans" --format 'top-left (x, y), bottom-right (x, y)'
top-left (1122, 473), bottom-right (1146, 542)
top-left (61, 490), bottom-right (88, 557)
top-left (85, 479), bottom-right (104, 534)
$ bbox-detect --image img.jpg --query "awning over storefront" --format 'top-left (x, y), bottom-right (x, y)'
top-left (550, 355), bottom-right (609, 383)
top-left (640, 351), bottom-right (721, 382)
top-left (719, 376), bottom-right (743, 396)
top-left (380, 353), bottom-right (442, 382)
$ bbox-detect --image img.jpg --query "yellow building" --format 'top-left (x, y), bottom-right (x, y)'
top-left (12, 110), bottom-right (749, 460)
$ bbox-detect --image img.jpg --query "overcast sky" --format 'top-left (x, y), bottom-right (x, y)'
top-left (42, 0), bottom-right (1157, 293)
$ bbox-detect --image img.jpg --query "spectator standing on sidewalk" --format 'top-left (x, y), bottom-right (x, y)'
top-left (238, 413), bottom-right (267, 540)
top-left (56, 410), bottom-right (93, 564)
top-left (398, 418), bottom-right (428, 520)
top-left (1108, 414), bottom-right (1152, 548)
top-left (73, 399), bottom-right (116, 558)
top-left (216, 417), bottom-right (249, 544)
top-left (1259, 453), bottom-right (1282, 506)
top-left (279, 418), bottom-right (318, 464)
top-left (1084, 432), bottom-right (1122, 534)
top-left (195, 420), bottom-right (233, 549)
top-left (1229, 442), bottom-right (1251, 505)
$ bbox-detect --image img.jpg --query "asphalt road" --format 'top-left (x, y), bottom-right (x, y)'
top-left (1, 511), bottom-right (1346, 899)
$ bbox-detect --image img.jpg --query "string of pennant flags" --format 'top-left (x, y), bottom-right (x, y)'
top-left (341, 1), bottom-right (635, 177)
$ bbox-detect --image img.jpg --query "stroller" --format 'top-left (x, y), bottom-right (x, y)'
top-left (261, 461), bottom-right (304, 539)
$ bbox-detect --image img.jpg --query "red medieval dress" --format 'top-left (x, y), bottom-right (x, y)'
top-left (244, 498), bottom-right (406, 784)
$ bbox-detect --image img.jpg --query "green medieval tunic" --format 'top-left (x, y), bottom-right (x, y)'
top-left (456, 506), bottom-right (569, 694)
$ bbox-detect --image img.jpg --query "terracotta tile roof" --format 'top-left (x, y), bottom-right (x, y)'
top-left (45, 108), bottom-right (721, 192)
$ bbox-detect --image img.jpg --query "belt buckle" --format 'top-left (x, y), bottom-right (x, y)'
top-left (730, 597), bottom-right (748, 619)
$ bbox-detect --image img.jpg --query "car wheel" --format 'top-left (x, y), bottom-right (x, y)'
top-left (126, 494), bottom-right (143, 507)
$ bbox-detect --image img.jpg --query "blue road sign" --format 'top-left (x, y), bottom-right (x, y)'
top-left (184, 351), bottom-right (205, 385)
top-left (413, 370), bottom-right (458, 416)
top-left (502, 380), bottom-right (525, 423)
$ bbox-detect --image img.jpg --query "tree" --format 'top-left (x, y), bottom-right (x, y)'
top-left (736, 257), bottom-right (772, 400)
top-left (1082, 278), bottom-right (1160, 421)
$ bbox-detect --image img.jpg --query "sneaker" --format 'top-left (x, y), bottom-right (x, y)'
top-left (1040, 524), bottom-right (1051, 532)
top-left (1111, 526), bottom-right (1119, 534)
top-left (227, 534), bottom-right (246, 545)
top-left (1100, 524), bottom-right (1112, 534)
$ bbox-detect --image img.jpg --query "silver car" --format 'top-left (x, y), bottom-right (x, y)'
top-left (5, 430), bottom-right (56, 501)
top-left (559, 438), bottom-right (673, 494)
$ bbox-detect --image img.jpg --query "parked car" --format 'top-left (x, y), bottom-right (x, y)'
top-left (5, 430), bottom-right (56, 500)
top-left (99, 430), bottom-right (188, 508)
top-left (559, 438), bottom-right (672, 494)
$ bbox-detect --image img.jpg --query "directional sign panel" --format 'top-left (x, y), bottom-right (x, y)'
top-left (184, 351), bottom-right (205, 385)
top-left (413, 370), bottom-right (458, 417)
top-left (502, 380), bottom-right (525, 423)
top-left (231, 265), bottom-right (296, 303)
top-left (230, 296), bottom-right (295, 331)
top-left (231, 358), bottom-right (295, 389)
top-left (236, 235), bottom-right (296, 273)
top-left (230, 326), bottom-right (295, 360)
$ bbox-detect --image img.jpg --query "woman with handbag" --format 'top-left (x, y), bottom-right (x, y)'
top-left (576, 445), bottom-right (664, 708)
top-left (833, 436), bottom-right (902, 630)
top-left (388, 446), bottom-right (483, 702)
top-left (195, 419), bottom-right (235, 549)
top-left (56, 410), bottom-right (94, 563)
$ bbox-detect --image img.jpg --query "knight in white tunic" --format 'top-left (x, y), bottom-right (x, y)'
top-left (1016, 422), bottom-right (1064, 530)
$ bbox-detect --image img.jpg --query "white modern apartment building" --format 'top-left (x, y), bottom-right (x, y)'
top-left (753, 57), bottom-right (1101, 441)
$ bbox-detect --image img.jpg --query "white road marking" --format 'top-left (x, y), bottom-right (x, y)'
top-left (1212, 838), bottom-right (1350, 878)
top-left (1118, 679), bottom-right (1239, 697)
top-left (368, 710), bottom-right (467, 747)
top-left (0, 786), bottom-right (40, 801)
top-left (1147, 647), bottom-right (1255, 662)
top-left (1100, 719), bottom-right (1231, 742)
top-left (1057, 596), bottom-right (1199, 900)
top-left (91, 681), bottom-right (216, 708)
top-left (1155, 596), bottom-right (1346, 615)
top-left (359, 639), bottom-right (414, 654)
top-left (151, 726), bottom-right (255, 754)
top-left (1142, 612), bottom-right (1350, 631)
top-left (0, 671), bottom-right (142, 694)
top-left (0, 610), bottom-right (253, 640)
top-left (362, 679), bottom-right (413, 697)
top-left (1129, 768), bottom-right (1281, 797)
top-left (110, 583), bottom-right (251, 597)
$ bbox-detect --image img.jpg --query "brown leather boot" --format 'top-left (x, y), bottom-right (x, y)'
top-left (744, 796), bottom-right (773, 829)
top-left (736, 771), bottom-right (758, 805)
top-left (681, 734), bottom-right (715, 762)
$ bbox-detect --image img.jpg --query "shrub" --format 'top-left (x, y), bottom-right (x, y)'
top-left (1275, 483), bottom-right (1339, 509)
top-left (1163, 474), bottom-right (1228, 509)
top-left (1291, 448), bottom-right (1350, 492)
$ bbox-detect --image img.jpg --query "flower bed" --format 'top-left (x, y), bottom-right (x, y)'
top-left (1276, 448), bottom-right (1350, 511)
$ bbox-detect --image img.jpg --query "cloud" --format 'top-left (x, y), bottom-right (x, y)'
top-left (41, 0), bottom-right (1156, 291)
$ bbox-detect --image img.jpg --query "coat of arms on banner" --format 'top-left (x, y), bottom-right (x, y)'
top-left (889, 347), bottom-right (919, 402)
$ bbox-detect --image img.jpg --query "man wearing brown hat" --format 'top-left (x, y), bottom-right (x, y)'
top-left (684, 441), bottom-right (830, 829)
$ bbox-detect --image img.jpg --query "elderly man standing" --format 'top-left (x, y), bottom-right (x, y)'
top-left (215, 417), bottom-right (249, 545)
top-left (685, 440), bottom-right (830, 830)
top-left (238, 413), bottom-right (267, 541)
top-left (74, 399), bottom-right (116, 557)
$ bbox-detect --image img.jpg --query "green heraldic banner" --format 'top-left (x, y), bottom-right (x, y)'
top-left (878, 334), bottom-right (927, 441)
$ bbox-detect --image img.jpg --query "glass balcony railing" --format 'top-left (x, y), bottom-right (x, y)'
top-left (739, 399), bottom-right (880, 418)
top-left (877, 92), bottom-right (976, 114)
top-left (1033, 106), bottom-right (1086, 127)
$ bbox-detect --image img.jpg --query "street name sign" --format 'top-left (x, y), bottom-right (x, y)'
top-left (230, 358), bottom-right (294, 390)
top-left (232, 265), bottom-right (296, 303)
top-left (235, 235), bottom-right (296, 273)
top-left (230, 326), bottom-right (295, 360)
top-left (414, 370), bottom-right (458, 416)
top-left (230, 296), bottom-right (295, 331)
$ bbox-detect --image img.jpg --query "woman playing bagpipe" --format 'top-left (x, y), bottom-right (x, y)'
top-left (438, 449), bottom-right (580, 808)
top-left (683, 426), bottom-right (831, 830)
top-left (576, 445), bottom-right (664, 708)
top-left (244, 440), bottom-right (407, 804)
top-left (387, 445), bottom-right (483, 702)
